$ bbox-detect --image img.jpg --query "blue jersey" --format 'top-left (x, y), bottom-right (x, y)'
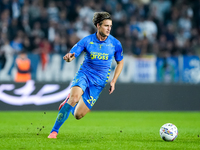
top-left (70, 32), bottom-right (123, 87)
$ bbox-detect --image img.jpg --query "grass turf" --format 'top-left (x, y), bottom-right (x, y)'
top-left (0, 111), bottom-right (199, 150)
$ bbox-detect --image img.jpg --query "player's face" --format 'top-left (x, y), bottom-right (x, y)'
top-left (98, 19), bottom-right (112, 37)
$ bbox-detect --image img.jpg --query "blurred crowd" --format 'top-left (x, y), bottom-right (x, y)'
top-left (0, 0), bottom-right (200, 65)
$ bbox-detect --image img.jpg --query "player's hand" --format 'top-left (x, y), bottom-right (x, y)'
top-left (109, 81), bottom-right (115, 94)
top-left (63, 53), bottom-right (75, 62)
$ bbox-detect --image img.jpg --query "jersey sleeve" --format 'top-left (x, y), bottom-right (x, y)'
top-left (70, 38), bottom-right (86, 57)
top-left (114, 41), bottom-right (123, 62)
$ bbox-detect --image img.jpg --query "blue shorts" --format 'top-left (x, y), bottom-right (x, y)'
top-left (71, 71), bottom-right (104, 109)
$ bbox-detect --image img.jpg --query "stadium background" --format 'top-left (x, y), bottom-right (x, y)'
top-left (0, 0), bottom-right (200, 110)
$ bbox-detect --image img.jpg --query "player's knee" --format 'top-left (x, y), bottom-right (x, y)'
top-left (74, 113), bottom-right (84, 120)
top-left (69, 94), bottom-right (80, 104)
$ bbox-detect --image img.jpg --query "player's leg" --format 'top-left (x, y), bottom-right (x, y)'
top-left (73, 96), bottom-right (90, 120)
top-left (67, 86), bottom-right (83, 106)
top-left (48, 86), bottom-right (83, 138)
top-left (72, 84), bottom-right (103, 120)
top-left (58, 93), bottom-right (70, 110)
top-left (71, 83), bottom-right (104, 120)
top-left (58, 94), bottom-right (78, 117)
top-left (59, 94), bottom-right (89, 118)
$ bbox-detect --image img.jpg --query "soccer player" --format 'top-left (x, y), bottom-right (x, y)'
top-left (48, 12), bottom-right (124, 138)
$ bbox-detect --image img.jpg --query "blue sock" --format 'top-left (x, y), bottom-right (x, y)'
top-left (71, 103), bottom-right (78, 116)
top-left (51, 103), bottom-right (72, 133)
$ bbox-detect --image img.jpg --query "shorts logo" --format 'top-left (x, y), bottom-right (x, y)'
top-left (72, 77), bottom-right (79, 83)
top-left (87, 96), bottom-right (96, 107)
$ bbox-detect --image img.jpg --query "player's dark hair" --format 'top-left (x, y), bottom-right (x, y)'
top-left (93, 12), bottom-right (112, 27)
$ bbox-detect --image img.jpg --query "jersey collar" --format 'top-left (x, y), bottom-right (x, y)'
top-left (93, 32), bottom-right (109, 43)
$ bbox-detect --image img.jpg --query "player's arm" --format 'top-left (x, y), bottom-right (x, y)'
top-left (109, 59), bottom-right (124, 94)
top-left (63, 53), bottom-right (75, 62)
top-left (63, 38), bottom-right (87, 62)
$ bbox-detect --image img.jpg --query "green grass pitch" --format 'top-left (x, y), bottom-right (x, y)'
top-left (0, 111), bottom-right (199, 150)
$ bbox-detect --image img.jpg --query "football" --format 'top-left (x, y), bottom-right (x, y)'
top-left (160, 123), bottom-right (178, 141)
